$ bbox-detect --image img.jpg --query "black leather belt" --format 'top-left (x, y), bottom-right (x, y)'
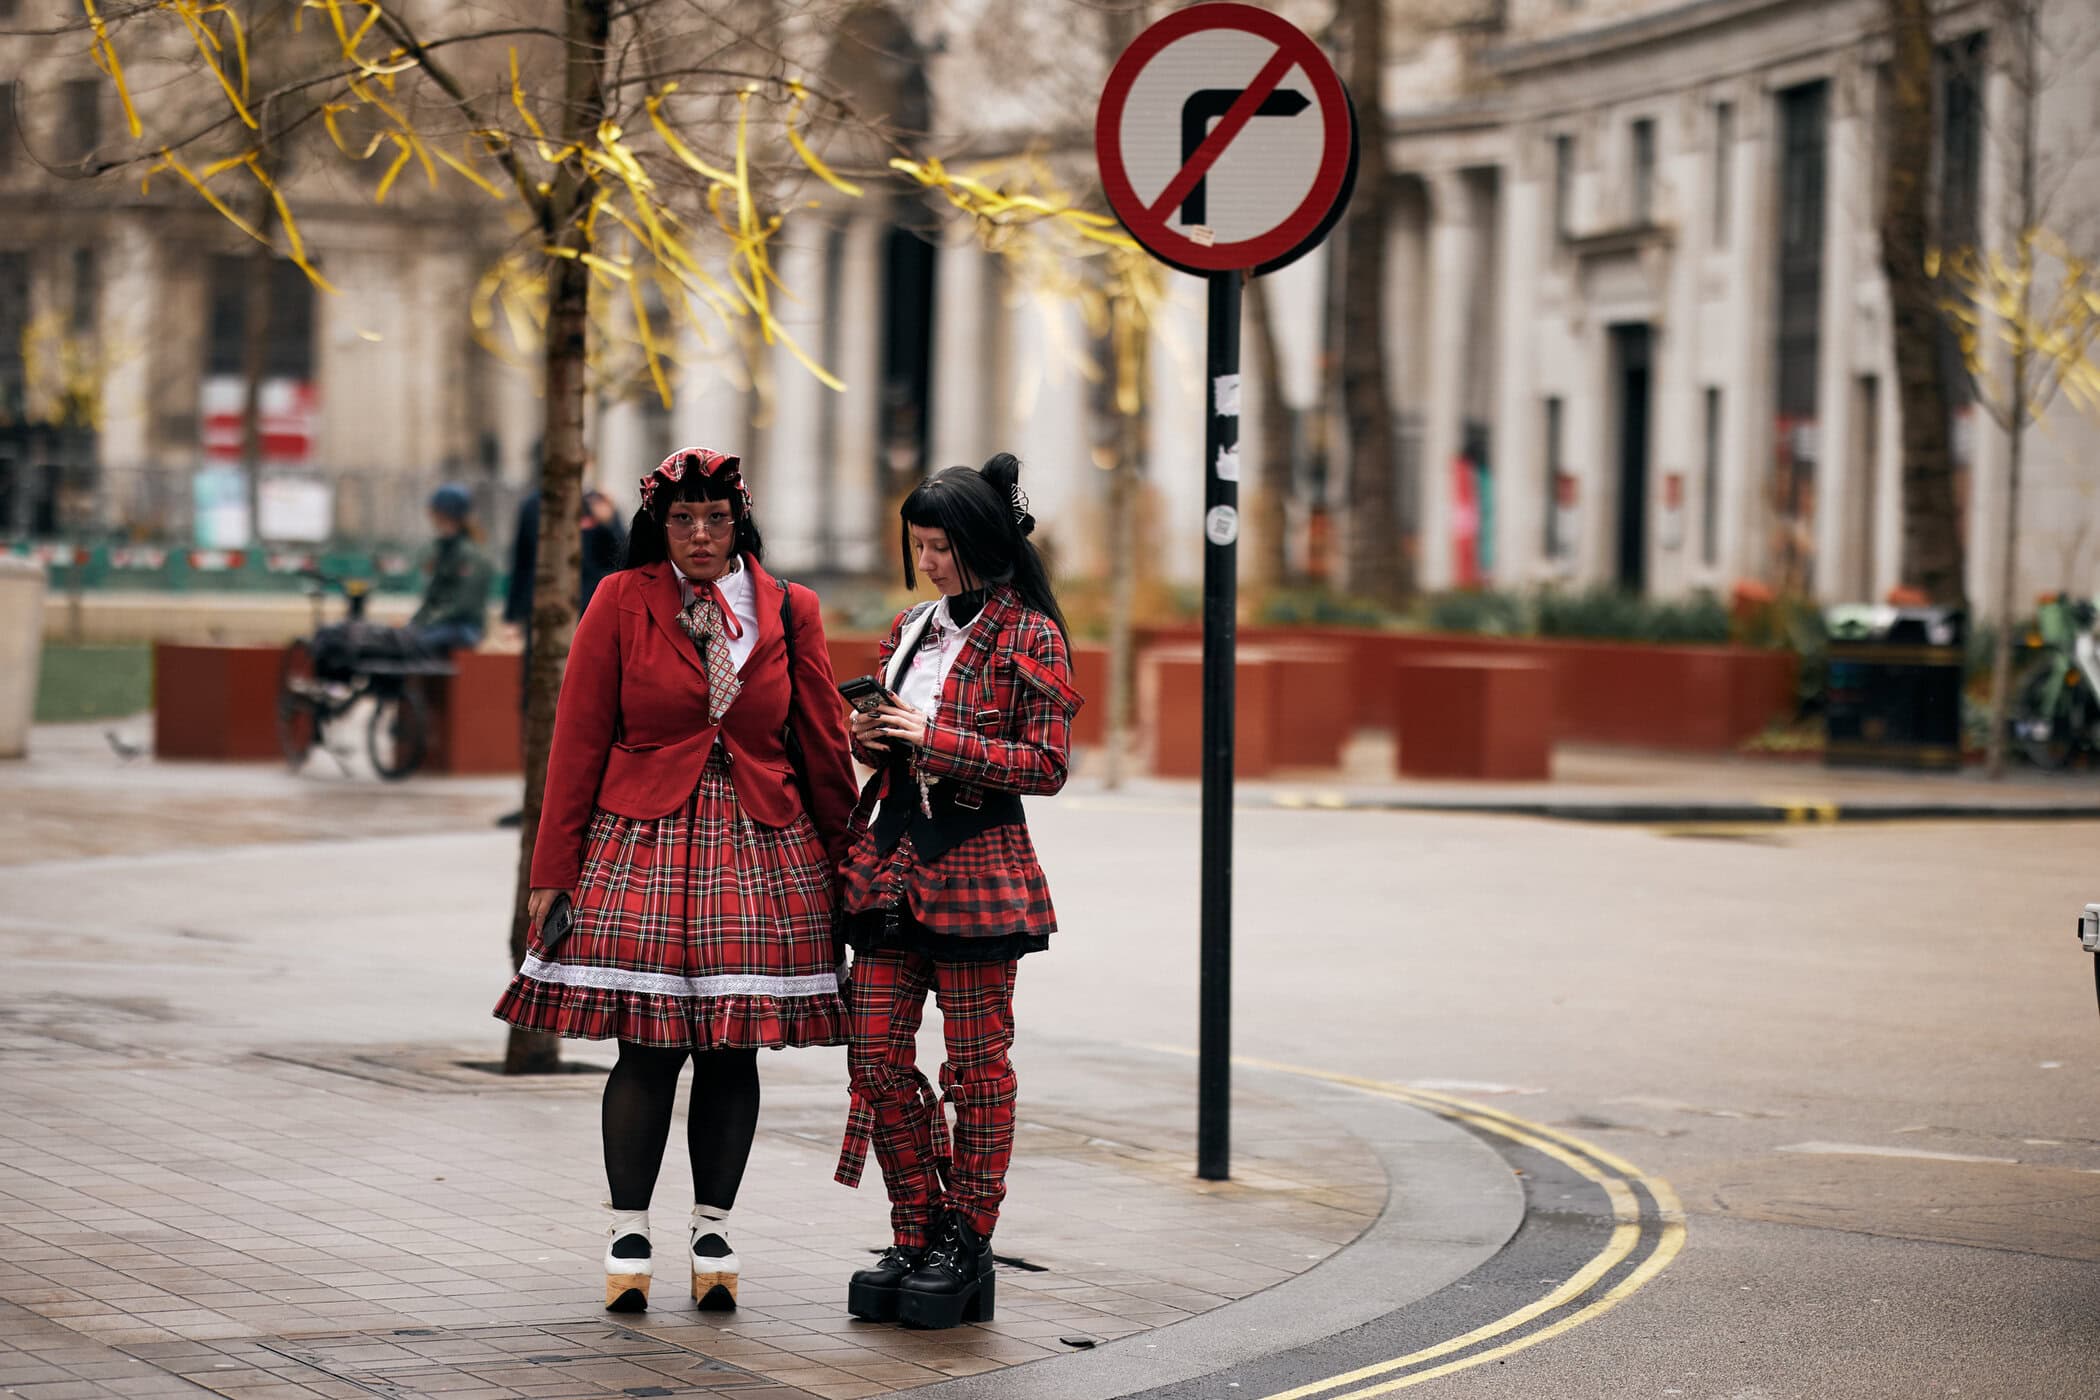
top-left (871, 775), bottom-right (1024, 861)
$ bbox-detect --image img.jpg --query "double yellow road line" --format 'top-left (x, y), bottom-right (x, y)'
top-left (1237, 1057), bottom-right (1686, 1399)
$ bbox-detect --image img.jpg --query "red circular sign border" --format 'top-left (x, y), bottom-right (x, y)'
top-left (1095, 2), bottom-right (1354, 275)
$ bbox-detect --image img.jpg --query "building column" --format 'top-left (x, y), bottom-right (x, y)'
top-left (764, 226), bottom-right (831, 570)
top-left (929, 237), bottom-right (985, 476)
top-left (831, 216), bottom-right (884, 573)
top-left (1725, 92), bottom-right (1776, 587)
top-left (95, 215), bottom-right (154, 473)
top-left (1491, 152), bottom-right (1544, 585)
top-left (1420, 170), bottom-right (1481, 590)
top-left (1811, 63), bottom-right (1864, 604)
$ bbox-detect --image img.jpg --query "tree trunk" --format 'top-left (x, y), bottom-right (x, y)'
top-left (1985, 4), bottom-right (2041, 780)
top-left (1339, 0), bottom-right (1406, 602)
top-left (505, 0), bottom-right (610, 1076)
top-left (1103, 426), bottom-right (1140, 789)
top-left (239, 147), bottom-right (281, 548)
top-left (1246, 274), bottom-right (1292, 590)
top-left (1100, 5), bottom-right (1148, 791)
top-left (1880, 0), bottom-right (1963, 607)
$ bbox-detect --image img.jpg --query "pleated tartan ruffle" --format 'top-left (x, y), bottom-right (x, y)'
top-left (494, 752), bottom-right (845, 1049)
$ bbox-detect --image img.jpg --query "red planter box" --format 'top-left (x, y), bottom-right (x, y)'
top-left (153, 644), bottom-right (285, 761)
top-left (1263, 641), bottom-right (1354, 769)
top-left (1140, 623), bottom-right (1796, 752)
top-left (425, 652), bottom-right (523, 775)
top-left (1394, 655), bottom-right (1554, 780)
top-left (1141, 644), bottom-right (1278, 778)
top-left (1070, 643), bottom-right (1106, 748)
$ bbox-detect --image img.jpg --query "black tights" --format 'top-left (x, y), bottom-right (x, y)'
top-left (602, 1043), bottom-right (760, 1212)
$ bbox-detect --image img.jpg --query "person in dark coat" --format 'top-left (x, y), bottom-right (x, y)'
top-left (410, 484), bottom-right (493, 653)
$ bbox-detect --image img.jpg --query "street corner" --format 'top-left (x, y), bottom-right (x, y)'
top-left (0, 1026), bottom-right (1514, 1400)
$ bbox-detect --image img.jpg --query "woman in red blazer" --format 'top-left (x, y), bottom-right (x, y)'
top-left (832, 453), bottom-right (1082, 1331)
top-left (493, 448), bottom-right (856, 1316)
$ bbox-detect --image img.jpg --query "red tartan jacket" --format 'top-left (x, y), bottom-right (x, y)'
top-left (530, 559), bottom-right (858, 890)
top-left (836, 587), bottom-right (1083, 941)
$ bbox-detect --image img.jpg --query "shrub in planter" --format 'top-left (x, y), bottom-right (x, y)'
top-left (1425, 589), bottom-right (1528, 636)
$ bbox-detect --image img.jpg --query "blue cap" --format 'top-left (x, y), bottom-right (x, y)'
top-left (429, 484), bottom-right (472, 521)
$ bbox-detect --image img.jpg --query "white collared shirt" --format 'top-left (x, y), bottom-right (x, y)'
top-left (893, 596), bottom-right (976, 716)
top-left (673, 556), bottom-right (758, 672)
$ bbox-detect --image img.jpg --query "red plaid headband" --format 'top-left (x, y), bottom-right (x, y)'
top-left (639, 448), bottom-right (752, 517)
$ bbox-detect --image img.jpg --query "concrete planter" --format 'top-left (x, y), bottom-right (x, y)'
top-left (0, 556), bottom-right (47, 758)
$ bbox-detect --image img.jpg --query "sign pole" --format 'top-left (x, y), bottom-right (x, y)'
top-left (1093, 0), bottom-right (1356, 1187)
top-left (1197, 269), bottom-right (1241, 1183)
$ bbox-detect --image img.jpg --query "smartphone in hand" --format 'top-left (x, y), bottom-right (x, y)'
top-left (538, 892), bottom-right (575, 956)
top-left (837, 675), bottom-right (902, 716)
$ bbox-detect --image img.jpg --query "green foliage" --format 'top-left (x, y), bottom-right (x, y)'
top-left (1422, 586), bottom-right (1732, 645)
top-left (1424, 589), bottom-right (1526, 636)
top-left (1260, 588), bottom-right (1395, 628)
top-left (35, 644), bottom-right (153, 723)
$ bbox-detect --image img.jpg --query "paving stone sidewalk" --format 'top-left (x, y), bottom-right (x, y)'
top-left (1, 724), bottom-right (1387, 1400)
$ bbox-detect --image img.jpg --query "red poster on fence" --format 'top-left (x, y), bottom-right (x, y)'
top-left (1451, 455), bottom-right (1480, 587)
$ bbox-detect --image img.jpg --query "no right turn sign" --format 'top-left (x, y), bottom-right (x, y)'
top-left (1095, 2), bottom-right (1358, 276)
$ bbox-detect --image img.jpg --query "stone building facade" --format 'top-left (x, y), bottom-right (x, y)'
top-left (8, 0), bottom-right (2098, 619)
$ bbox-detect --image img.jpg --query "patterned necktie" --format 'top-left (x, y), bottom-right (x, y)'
top-left (677, 583), bottom-right (742, 724)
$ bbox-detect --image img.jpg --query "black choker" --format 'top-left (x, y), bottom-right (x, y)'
top-left (948, 589), bottom-right (987, 627)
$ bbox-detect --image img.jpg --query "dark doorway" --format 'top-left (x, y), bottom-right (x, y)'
top-left (878, 222), bottom-right (937, 500)
top-left (1611, 323), bottom-right (1653, 592)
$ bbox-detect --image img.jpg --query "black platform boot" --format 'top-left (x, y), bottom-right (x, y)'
top-left (846, 1243), bottom-right (928, 1322)
top-left (896, 1212), bottom-right (995, 1329)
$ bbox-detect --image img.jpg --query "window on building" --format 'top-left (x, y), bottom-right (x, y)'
top-left (206, 254), bottom-right (317, 380)
top-left (1630, 118), bottom-right (1656, 224)
top-left (1701, 388), bottom-right (1722, 566)
top-left (0, 82), bottom-right (18, 173)
top-left (70, 247), bottom-right (96, 333)
top-left (1544, 395), bottom-right (1565, 557)
top-left (62, 79), bottom-right (101, 164)
top-left (1552, 134), bottom-right (1574, 242)
top-left (1712, 102), bottom-right (1733, 246)
top-left (0, 251), bottom-right (24, 425)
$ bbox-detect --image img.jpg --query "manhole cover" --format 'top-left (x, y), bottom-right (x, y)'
top-left (254, 1322), bottom-right (767, 1398)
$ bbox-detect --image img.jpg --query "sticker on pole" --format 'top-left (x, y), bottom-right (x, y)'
top-left (1096, 2), bottom-right (1358, 277)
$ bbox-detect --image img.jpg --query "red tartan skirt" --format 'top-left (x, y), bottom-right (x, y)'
top-left (492, 751), bottom-right (846, 1050)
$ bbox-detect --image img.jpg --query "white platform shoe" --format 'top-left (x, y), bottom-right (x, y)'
top-left (689, 1205), bottom-right (739, 1310)
top-left (604, 1207), bottom-right (652, 1312)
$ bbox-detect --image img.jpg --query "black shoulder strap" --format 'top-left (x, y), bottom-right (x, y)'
top-left (776, 578), bottom-right (797, 711)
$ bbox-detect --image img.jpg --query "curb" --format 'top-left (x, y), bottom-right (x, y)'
top-left (1335, 798), bottom-right (2100, 825)
top-left (899, 1066), bottom-right (1526, 1400)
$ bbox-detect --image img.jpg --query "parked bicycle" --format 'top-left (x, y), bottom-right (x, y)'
top-left (2010, 592), bottom-right (2100, 770)
top-left (278, 570), bottom-right (455, 780)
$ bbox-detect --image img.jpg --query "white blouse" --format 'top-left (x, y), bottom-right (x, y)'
top-left (673, 556), bottom-right (759, 672)
top-left (893, 596), bottom-right (976, 716)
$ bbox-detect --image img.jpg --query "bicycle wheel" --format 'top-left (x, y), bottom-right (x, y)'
top-left (277, 640), bottom-right (320, 770)
top-left (2013, 659), bottom-right (2077, 770)
top-left (367, 684), bottom-right (430, 781)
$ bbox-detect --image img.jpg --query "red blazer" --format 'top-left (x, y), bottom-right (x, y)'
top-left (836, 587), bottom-right (1083, 941)
top-left (530, 558), bottom-right (857, 890)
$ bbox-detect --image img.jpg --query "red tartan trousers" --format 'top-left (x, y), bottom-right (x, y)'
top-left (835, 950), bottom-right (1019, 1243)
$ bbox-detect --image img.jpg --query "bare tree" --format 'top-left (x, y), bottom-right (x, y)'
top-left (67, 0), bottom-right (881, 1072)
top-left (1881, 0), bottom-right (1965, 608)
top-left (1245, 273), bottom-right (1293, 589)
top-left (1339, 0), bottom-right (1407, 602)
top-left (1937, 0), bottom-right (2100, 775)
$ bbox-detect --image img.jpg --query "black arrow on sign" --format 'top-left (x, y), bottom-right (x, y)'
top-left (1179, 87), bottom-right (1312, 227)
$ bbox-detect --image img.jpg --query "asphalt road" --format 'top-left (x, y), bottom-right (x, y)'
top-left (8, 745), bottom-right (2098, 1397)
top-left (1020, 796), bottom-right (2100, 1398)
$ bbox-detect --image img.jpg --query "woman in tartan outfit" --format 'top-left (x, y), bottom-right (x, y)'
top-left (834, 453), bottom-right (1083, 1330)
top-left (493, 448), bottom-right (856, 1316)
